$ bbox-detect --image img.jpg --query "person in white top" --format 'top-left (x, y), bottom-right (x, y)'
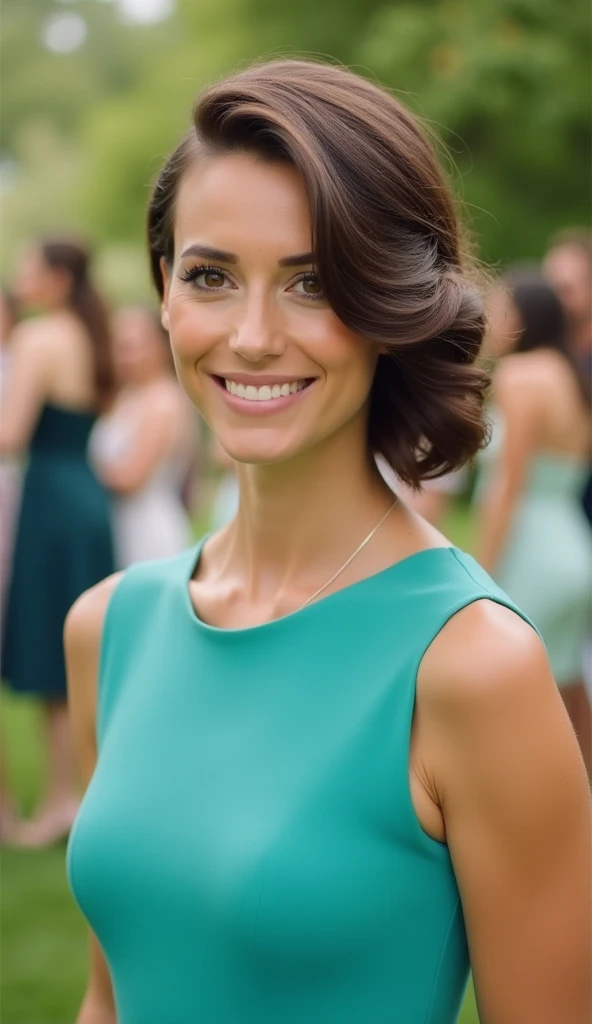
top-left (90, 305), bottom-right (196, 568)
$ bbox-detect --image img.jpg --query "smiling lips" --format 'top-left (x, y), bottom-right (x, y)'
top-left (213, 374), bottom-right (314, 407)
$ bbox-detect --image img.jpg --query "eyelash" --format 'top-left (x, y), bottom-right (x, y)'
top-left (178, 264), bottom-right (325, 301)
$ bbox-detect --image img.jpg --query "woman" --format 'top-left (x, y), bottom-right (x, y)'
top-left (90, 305), bottom-right (195, 568)
top-left (477, 267), bottom-right (592, 769)
top-left (65, 62), bottom-right (590, 1024)
top-left (0, 238), bottom-right (115, 847)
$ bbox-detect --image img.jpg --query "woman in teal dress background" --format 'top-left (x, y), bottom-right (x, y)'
top-left (0, 238), bottom-right (115, 846)
top-left (476, 267), bottom-right (591, 770)
top-left (66, 61), bottom-right (590, 1024)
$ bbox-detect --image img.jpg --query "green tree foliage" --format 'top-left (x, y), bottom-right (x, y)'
top-left (1, 0), bottom-right (590, 293)
top-left (357, 0), bottom-right (591, 260)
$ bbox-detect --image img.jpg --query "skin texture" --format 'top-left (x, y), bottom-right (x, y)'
top-left (66, 154), bottom-right (592, 1022)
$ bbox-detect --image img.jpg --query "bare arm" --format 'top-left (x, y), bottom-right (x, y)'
top-left (94, 389), bottom-right (178, 496)
top-left (0, 324), bottom-right (51, 454)
top-left (65, 575), bottom-right (123, 1024)
top-left (476, 360), bottom-right (538, 573)
top-left (420, 601), bottom-right (591, 1023)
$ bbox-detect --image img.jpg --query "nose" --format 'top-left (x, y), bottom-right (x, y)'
top-left (228, 289), bottom-right (285, 363)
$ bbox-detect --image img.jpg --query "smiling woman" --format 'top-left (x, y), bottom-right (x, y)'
top-left (64, 59), bottom-right (591, 1024)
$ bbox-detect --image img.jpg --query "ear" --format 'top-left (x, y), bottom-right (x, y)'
top-left (160, 256), bottom-right (171, 331)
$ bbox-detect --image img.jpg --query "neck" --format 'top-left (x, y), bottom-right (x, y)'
top-left (219, 419), bottom-right (395, 600)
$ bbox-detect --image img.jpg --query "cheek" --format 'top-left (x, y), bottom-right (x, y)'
top-left (167, 297), bottom-right (215, 367)
top-left (317, 322), bottom-right (378, 400)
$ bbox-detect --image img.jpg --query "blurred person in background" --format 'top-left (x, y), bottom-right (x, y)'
top-left (544, 231), bottom-right (592, 700)
top-left (65, 61), bottom-right (589, 1024)
top-left (476, 267), bottom-right (592, 769)
top-left (544, 230), bottom-right (592, 521)
top-left (0, 286), bottom-right (22, 610)
top-left (89, 305), bottom-right (195, 568)
top-left (543, 229), bottom-right (592, 363)
top-left (0, 286), bottom-right (23, 842)
top-left (0, 238), bottom-right (115, 847)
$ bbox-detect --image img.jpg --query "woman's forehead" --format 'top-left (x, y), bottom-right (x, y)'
top-left (173, 153), bottom-right (312, 261)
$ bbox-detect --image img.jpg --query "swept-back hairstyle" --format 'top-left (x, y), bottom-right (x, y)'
top-left (147, 59), bottom-right (489, 485)
top-left (41, 238), bottom-right (114, 407)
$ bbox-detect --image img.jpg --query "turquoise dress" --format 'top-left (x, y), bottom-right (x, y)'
top-left (477, 416), bottom-right (592, 685)
top-left (68, 540), bottom-right (533, 1024)
top-left (2, 404), bottom-right (114, 698)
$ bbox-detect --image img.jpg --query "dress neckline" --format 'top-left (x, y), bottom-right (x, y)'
top-left (182, 534), bottom-right (458, 638)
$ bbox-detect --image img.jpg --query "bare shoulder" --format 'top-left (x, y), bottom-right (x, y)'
top-left (10, 317), bottom-right (57, 354)
top-left (9, 313), bottom-right (86, 367)
top-left (418, 601), bottom-right (591, 1023)
top-left (64, 573), bottom-right (124, 662)
top-left (498, 348), bottom-right (573, 398)
top-left (419, 597), bottom-right (554, 713)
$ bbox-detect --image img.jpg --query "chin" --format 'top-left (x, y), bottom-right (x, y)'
top-left (218, 435), bottom-right (306, 468)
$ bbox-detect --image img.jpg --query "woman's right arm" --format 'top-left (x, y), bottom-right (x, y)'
top-left (64, 574), bottom-right (123, 1024)
top-left (475, 357), bottom-right (539, 573)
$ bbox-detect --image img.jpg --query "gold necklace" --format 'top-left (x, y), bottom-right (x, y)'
top-left (298, 499), bottom-right (398, 612)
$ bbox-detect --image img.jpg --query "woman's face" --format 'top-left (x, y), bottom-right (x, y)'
top-left (13, 246), bottom-right (69, 310)
top-left (485, 286), bottom-right (523, 359)
top-left (161, 153), bottom-right (379, 466)
top-left (112, 307), bottom-right (170, 385)
top-left (543, 244), bottom-right (591, 324)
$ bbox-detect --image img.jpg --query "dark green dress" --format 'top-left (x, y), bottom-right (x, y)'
top-left (2, 404), bottom-right (114, 698)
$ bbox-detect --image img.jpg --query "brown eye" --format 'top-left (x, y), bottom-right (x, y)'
top-left (292, 273), bottom-right (324, 299)
top-left (179, 265), bottom-right (230, 290)
top-left (202, 271), bottom-right (225, 288)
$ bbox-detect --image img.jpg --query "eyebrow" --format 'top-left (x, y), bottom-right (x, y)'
top-left (180, 244), bottom-right (315, 268)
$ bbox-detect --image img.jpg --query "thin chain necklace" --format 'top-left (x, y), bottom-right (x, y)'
top-left (298, 499), bottom-right (398, 612)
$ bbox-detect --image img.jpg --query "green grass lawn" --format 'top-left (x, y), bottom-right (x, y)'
top-left (1, 501), bottom-right (480, 1023)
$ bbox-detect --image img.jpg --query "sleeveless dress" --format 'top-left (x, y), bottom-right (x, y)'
top-left (89, 405), bottom-right (193, 569)
top-left (476, 415), bottom-right (592, 686)
top-left (67, 539), bottom-right (534, 1024)
top-left (2, 404), bottom-right (114, 698)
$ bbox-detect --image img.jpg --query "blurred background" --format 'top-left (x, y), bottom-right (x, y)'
top-left (1, 1), bottom-right (590, 1021)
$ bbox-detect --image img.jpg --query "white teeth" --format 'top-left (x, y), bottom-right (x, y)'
top-left (223, 378), bottom-right (309, 402)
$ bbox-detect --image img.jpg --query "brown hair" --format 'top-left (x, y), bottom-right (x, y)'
top-left (41, 238), bottom-right (114, 407)
top-left (147, 59), bottom-right (489, 486)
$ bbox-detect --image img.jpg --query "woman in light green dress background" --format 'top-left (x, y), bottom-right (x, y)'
top-left (476, 267), bottom-right (591, 770)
